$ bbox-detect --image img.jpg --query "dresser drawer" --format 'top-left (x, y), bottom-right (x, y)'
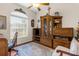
top-left (53, 39), bottom-right (70, 49)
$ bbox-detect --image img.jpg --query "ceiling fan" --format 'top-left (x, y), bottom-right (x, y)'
top-left (27, 3), bottom-right (49, 11)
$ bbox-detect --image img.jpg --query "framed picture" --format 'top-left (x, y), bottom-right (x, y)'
top-left (0, 15), bottom-right (6, 29)
top-left (31, 19), bottom-right (34, 27)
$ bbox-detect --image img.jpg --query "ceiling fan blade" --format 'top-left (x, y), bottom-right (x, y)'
top-left (27, 5), bottom-right (33, 9)
top-left (37, 3), bottom-right (49, 11)
top-left (40, 3), bottom-right (49, 5)
top-left (27, 3), bottom-right (49, 11)
top-left (37, 7), bottom-right (41, 11)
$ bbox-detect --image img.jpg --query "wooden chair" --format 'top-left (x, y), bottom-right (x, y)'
top-left (56, 38), bottom-right (79, 56)
top-left (57, 50), bottom-right (79, 56)
top-left (8, 32), bottom-right (18, 56)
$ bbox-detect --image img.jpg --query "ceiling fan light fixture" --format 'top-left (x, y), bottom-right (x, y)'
top-left (33, 3), bottom-right (40, 8)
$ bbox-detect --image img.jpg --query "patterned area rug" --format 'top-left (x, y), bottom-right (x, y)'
top-left (14, 42), bottom-right (53, 56)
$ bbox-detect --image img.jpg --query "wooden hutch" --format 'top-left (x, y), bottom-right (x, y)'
top-left (40, 15), bottom-right (62, 48)
top-left (40, 15), bottom-right (73, 48)
top-left (33, 15), bottom-right (73, 49)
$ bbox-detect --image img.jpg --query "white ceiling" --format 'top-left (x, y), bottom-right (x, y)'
top-left (19, 3), bottom-right (49, 14)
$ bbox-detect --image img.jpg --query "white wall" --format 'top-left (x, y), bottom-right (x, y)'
top-left (50, 3), bottom-right (79, 28)
top-left (36, 3), bottom-right (79, 36)
top-left (0, 3), bottom-right (36, 44)
top-left (1, 3), bottom-right (79, 44)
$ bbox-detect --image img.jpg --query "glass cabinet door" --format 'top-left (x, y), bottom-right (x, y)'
top-left (49, 20), bottom-right (52, 35)
top-left (44, 19), bottom-right (47, 36)
top-left (49, 19), bottom-right (53, 38)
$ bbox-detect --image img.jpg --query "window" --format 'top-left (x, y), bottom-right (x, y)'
top-left (10, 11), bottom-right (28, 39)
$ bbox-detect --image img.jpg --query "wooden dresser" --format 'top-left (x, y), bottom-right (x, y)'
top-left (53, 28), bottom-right (73, 49)
top-left (0, 35), bottom-right (8, 56)
top-left (53, 39), bottom-right (70, 49)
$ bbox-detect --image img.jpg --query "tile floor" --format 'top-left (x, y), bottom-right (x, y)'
top-left (14, 42), bottom-right (53, 56)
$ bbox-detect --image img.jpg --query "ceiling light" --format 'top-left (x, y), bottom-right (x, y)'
top-left (33, 3), bottom-right (40, 8)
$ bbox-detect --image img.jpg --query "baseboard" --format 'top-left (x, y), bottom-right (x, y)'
top-left (15, 40), bottom-right (33, 47)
